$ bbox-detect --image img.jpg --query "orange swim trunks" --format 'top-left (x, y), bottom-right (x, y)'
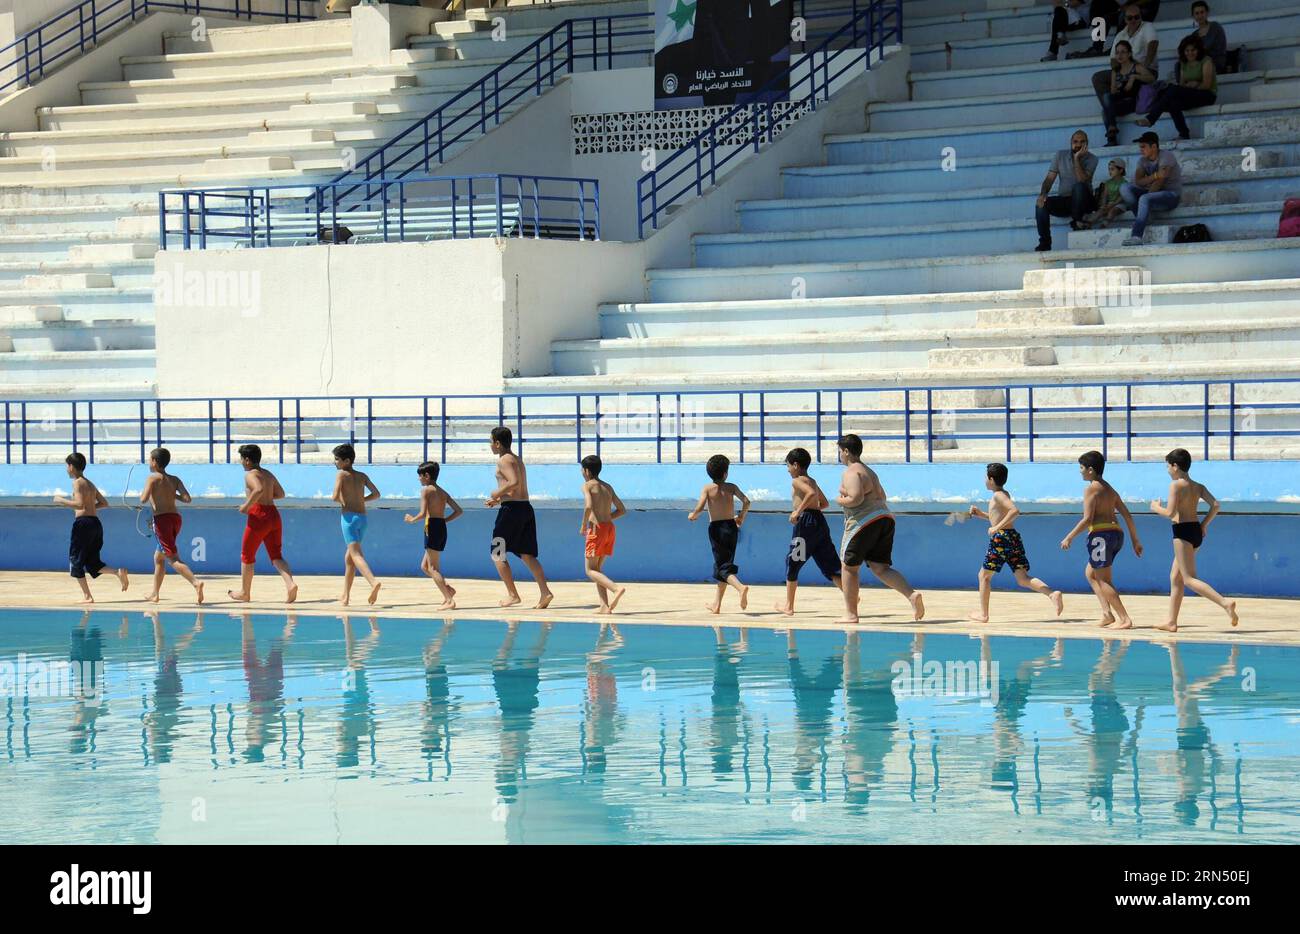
top-left (584, 521), bottom-right (616, 558)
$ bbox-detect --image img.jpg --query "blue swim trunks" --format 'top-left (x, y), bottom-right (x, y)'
top-left (340, 512), bottom-right (368, 545)
top-left (1086, 524), bottom-right (1124, 569)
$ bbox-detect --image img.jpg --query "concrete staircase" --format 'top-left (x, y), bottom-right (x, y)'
top-left (514, 0), bottom-right (1300, 459)
top-left (0, 0), bottom-right (652, 399)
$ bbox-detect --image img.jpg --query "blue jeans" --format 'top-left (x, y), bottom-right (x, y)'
top-left (1036, 181), bottom-right (1096, 246)
top-left (1101, 92), bottom-right (1138, 132)
top-left (1121, 184), bottom-right (1179, 237)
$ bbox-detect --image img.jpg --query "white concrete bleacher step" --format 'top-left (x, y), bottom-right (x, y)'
top-left (0, 349), bottom-right (157, 386)
top-left (161, 17), bottom-right (355, 54)
top-left (120, 43), bottom-right (357, 81)
top-left (22, 273), bottom-right (115, 290)
top-left (0, 319), bottom-right (154, 353)
top-left (975, 306), bottom-right (1101, 327)
top-left (869, 72), bottom-right (1267, 134)
top-left (432, 18), bottom-right (494, 39)
top-left (512, 356), bottom-right (1300, 396)
top-left (0, 305), bottom-right (64, 324)
top-left (833, 99), bottom-right (1300, 163)
top-left (929, 345), bottom-right (1057, 368)
top-left (67, 242), bottom-right (157, 263)
top-left (695, 200), bottom-right (1288, 268)
top-left (553, 314), bottom-right (1300, 378)
top-left (77, 64), bottom-right (382, 107)
top-left (600, 278), bottom-right (1300, 340)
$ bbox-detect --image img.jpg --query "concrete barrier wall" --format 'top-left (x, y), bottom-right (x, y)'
top-left (153, 235), bottom-right (647, 396)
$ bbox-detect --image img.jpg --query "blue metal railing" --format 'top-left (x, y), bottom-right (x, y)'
top-left (158, 173), bottom-right (600, 249)
top-left (637, 0), bottom-right (903, 238)
top-left (3, 378), bottom-right (1295, 465)
top-left (326, 12), bottom-right (653, 201)
top-left (0, 0), bottom-right (318, 96)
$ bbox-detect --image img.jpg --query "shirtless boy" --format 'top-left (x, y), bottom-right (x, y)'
top-left (775, 447), bottom-right (842, 616)
top-left (1148, 447), bottom-right (1238, 631)
top-left (968, 462), bottom-right (1063, 622)
top-left (141, 447), bottom-right (204, 604)
top-left (836, 434), bottom-right (924, 623)
top-left (229, 443), bottom-right (298, 603)
top-left (332, 443), bottom-right (382, 607)
top-left (54, 452), bottom-right (129, 603)
top-left (404, 460), bottom-right (462, 609)
top-left (486, 427), bottom-right (553, 609)
top-left (579, 455), bottom-right (628, 614)
top-left (688, 454), bottom-right (750, 613)
top-left (1060, 450), bottom-right (1143, 629)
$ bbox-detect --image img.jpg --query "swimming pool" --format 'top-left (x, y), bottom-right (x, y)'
top-left (1, 609), bottom-right (1296, 844)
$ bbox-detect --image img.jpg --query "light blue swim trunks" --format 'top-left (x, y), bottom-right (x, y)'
top-left (340, 512), bottom-right (367, 545)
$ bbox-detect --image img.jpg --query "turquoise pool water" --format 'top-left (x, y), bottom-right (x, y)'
top-left (1, 609), bottom-right (1296, 844)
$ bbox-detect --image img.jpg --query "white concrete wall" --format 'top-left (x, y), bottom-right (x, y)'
top-left (154, 235), bottom-right (644, 396)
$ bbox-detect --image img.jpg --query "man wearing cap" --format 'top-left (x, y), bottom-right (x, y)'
top-left (1121, 131), bottom-right (1182, 245)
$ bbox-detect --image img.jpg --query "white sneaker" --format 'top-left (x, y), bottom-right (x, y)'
top-left (1121, 236), bottom-right (1143, 246)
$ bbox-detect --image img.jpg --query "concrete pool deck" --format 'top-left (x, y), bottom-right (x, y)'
top-left (1, 572), bottom-right (1295, 646)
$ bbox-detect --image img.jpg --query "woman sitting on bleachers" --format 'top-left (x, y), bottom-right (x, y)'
top-left (1137, 34), bottom-right (1217, 140)
top-left (1101, 39), bottom-right (1156, 146)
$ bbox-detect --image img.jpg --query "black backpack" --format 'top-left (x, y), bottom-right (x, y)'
top-left (1173, 223), bottom-right (1211, 243)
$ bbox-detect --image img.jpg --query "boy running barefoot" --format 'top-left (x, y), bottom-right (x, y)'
top-left (1148, 447), bottom-right (1238, 632)
top-left (332, 443), bottom-right (382, 607)
top-left (579, 455), bottom-right (628, 614)
top-left (1060, 450), bottom-right (1143, 629)
top-left (688, 454), bottom-right (750, 614)
top-left (968, 462), bottom-right (1063, 622)
top-left (836, 434), bottom-right (924, 624)
top-left (404, 460), bottom-right (462, 609)
top-left (775, 447), bottom-right (842, 616)
top-left (229, 444), bottom-right (298, 604)
top-left (141, 447), bottom-right (204, 604)
top-left (486, 426), bottom-right (553, 609)
top-left (54, 452), bottom-right (129, 603)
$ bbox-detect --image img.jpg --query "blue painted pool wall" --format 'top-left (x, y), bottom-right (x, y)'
top-left (2, 504), bottom-right (1294, 596)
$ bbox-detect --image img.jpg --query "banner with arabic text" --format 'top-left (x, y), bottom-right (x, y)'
top-left (653, 0), bottom-right (792, 111)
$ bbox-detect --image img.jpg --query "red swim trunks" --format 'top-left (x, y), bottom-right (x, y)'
top-left (153, 512), bottom-right (182, 559)
top-left (241, 503), bottom-right (283, 564)
top-left (584, 521), bottom-right (616, 559)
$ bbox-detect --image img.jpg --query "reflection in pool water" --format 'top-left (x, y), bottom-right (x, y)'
top-left (0, 608), bottom-right (1296, 844)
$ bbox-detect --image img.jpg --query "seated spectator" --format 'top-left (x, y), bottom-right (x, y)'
top-left (1121, 131), bottom-right (1181, 245)
top-left (1042, 0), bottom-right (1092, 62)
top-left (1089, 5), bottom-right (1159, 106)
top-left (1134, 0), bottom-right (1161, 21)
top-left (1034, 129), bottom-right (1100, 252)
top-left (1138, 34), bottom-right (1217, 140)
top-left (1100, 39), bottom-right (1156, 146)
top-left (1183, 1), bottom-right (1227, 74)
top-left (1068, 0), bottom-right (1120, 58)
top-left (1082, 158), bottom-right (1130, 228)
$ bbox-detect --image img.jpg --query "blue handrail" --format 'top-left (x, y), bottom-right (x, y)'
top-left (324, 12), bottom-right (652, 204)
top-left (158, 173), bottom-right (601, 249)
top-left (0, 0), bottom-right (318, 96)
top-left (637, 0), bottom-right (903, 238)
top-left (3, 378), bottom-right (1292, 466)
